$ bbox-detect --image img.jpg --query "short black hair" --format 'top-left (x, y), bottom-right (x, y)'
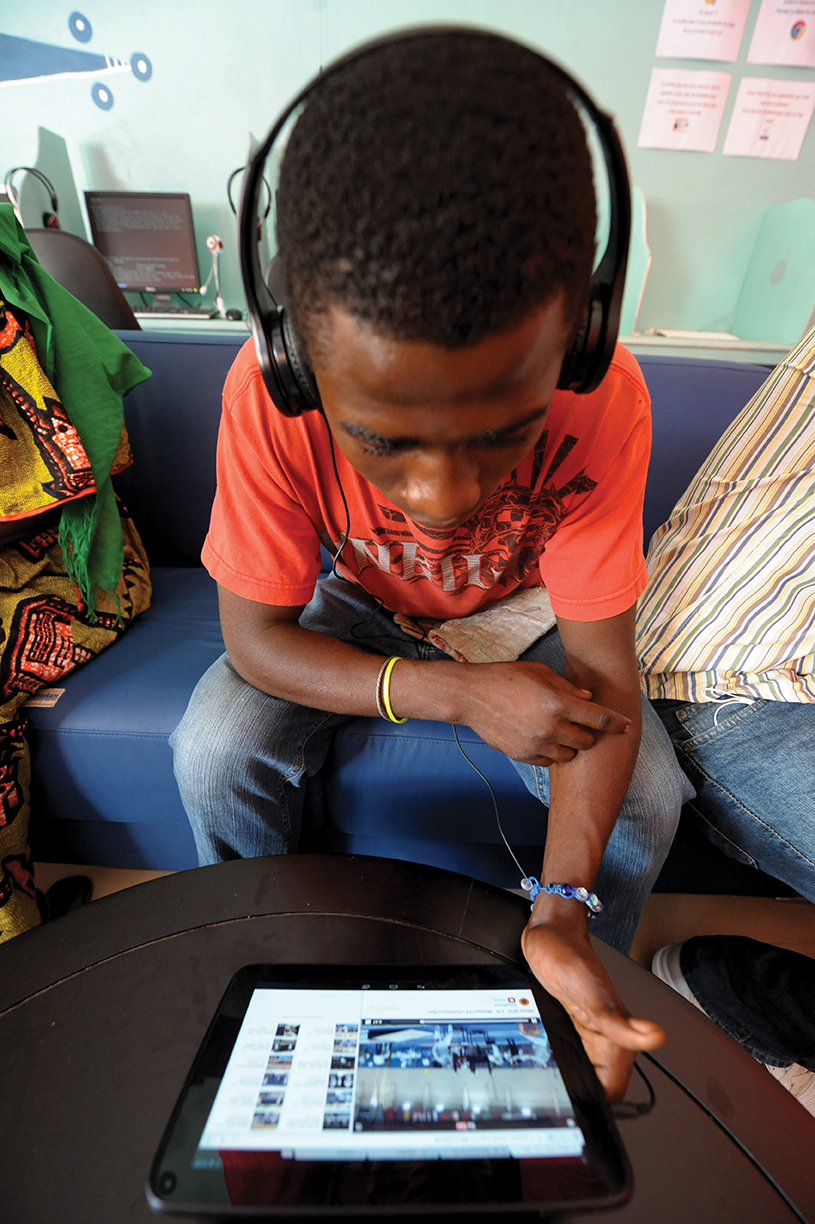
top-left (276, 29), bottom-right (596, 354)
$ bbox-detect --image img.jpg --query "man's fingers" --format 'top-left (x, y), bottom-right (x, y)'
top-left (556, 696), bottom-right (631, 736)
top-left (588, 1011), bottom-right (665, 1052)
top-left (588, 1043), bottom-right (635, 1103)
top-left (539, 722), bottom-right (595, 754)
top-left (540, 669), bottom-right (593, 699)
top-left (563, 984), bottom-right (666, 1052)
top-left (522, 925), bottom-right (663, 1103)
top-left (569, 1013), bottom-right (664, 1101)
top-left (529, 742), bottom-right (578, 765)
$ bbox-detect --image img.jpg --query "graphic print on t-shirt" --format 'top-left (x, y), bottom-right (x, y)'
top-left (347, 431), bottom-right (597, 598)
top-left (204, 339), bottom-right (650, 620)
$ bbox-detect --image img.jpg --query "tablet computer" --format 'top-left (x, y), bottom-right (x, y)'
top-left (147, 963), bottom-right (631, 1217)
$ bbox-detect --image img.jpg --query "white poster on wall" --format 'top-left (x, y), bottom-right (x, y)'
top-left (638, 68), bottom-right (731, 151)
top-left (723, 76), bottom-right (815, 157)
top-left (747, 0), bottom-right (815, 67)
top-left (656, 0), bottom-right (751, 61)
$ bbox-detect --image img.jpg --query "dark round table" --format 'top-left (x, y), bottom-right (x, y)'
top-left (1, 854), bottom-right (814, 1222)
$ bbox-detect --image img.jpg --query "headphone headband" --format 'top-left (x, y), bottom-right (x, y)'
top-left (4, 166), bottom-right (59, 227)
top-left (227, 166), bottom-right (271, 219)
top-left (239, 26), bottom-right (631, 415)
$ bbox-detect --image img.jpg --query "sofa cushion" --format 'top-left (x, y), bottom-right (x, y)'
top-left (26, 347), bottom-right (787, 897)
top-left (113, 331), bottom-right (244, 566)
top-left (28, 567), bottom-right (223, 869)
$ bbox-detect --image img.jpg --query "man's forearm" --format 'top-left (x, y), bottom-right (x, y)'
top-left (219, 585), bottom-right (632, 765)
top-left (223, 611), bottom-right (464, 721)
top-left (529, 606), bottom-right (643, 925)
top-left (543, 677), bottom-right (641, 886)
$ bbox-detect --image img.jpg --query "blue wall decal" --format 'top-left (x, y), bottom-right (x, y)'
top-left (0, 20), bottom-right (151, 113)
top-left (68, 11), bottom-right (92, 44)
top-left (0, 33), bottom-right (122, 83)
top-left (91, 81), bottom-right (113, 110)
top-left (129, 52), bottom-right (152, 82)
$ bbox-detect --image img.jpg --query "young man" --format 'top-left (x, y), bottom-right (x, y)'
top-left (172, 31), bottom-right (690, 1097)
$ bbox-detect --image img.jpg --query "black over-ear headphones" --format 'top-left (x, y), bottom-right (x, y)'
top-left (239, 27), bottom-right (631, 418)
top-left (4, 166), bottom-right (60, 229)
top-left (227, 166), bottom-right (272, 225)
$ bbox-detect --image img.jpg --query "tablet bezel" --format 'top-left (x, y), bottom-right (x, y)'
top-left (147, 962), bottom-right (632, 1217)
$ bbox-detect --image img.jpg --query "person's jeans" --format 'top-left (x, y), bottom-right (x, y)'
top-left (679, 935), bottom-right (815, 1070)
top-left (171, 577), bottom-right (693, 953)
top-left (653, 698), bottom-right (815, 904)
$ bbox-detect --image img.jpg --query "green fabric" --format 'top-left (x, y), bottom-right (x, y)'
top-left (0, 204), bottom-right (150, 615)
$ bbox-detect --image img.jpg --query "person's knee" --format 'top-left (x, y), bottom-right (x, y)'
top-left (622, 700), bottom-right (694, 839)
top-left (170, 654), bottom-right (260, 802)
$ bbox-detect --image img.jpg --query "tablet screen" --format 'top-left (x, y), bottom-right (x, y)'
top-left (148, 964), bottom-right (630, 1216)
top-left (201, 982), bottom-right (582, 1161)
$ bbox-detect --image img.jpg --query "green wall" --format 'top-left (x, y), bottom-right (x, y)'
top-left (4, 0), bottom-right (815, 329)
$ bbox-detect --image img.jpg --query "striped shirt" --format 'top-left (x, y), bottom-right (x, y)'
top-left (637, 327), bottom-right (815, 704)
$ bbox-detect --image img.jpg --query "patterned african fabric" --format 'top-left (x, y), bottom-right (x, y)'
top-left (637, 326), bottom-right (815, 704)
top-left (0, 506), bottom-right (151, 942)
top-left (0, 204), bottom-right (150, 613)
top-left (0, 719), bottom-right (38, 940)
top-left (0, 296), bottom-right (131, 522)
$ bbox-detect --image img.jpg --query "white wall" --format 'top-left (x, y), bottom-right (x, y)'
top-left (3, 0), bottom-right (815, 329)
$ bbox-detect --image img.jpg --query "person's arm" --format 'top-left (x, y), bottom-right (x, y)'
top-left (520, 605), bottom-right (665, 1100)
top-left (217, 584), bottom-right (631, 761)
top-left (219, 586), bottom-right (660, 1098)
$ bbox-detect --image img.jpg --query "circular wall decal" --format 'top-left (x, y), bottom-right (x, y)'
top-left (91, 82), bottom-right (114, 110)
top-left (69, 11), bottom-right (93, 42)
top-left (130, 52), bottom-right (153, 82)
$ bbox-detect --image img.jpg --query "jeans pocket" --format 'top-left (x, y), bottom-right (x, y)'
top-left (674, 698), bottom-right (763, 748)
top-left (689, 802), bottom-right (759, 868)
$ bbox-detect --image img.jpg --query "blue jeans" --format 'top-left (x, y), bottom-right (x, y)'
top-left (171, 577), bottom-right (693, 952)
top-left (678, 935), bottom-right (815, 1070)
top-left (654, 698), bottom-right (815, 904)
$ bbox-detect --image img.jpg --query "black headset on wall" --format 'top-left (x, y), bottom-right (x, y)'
top-left (4, 166), bottom-right (60, 229)
top-left (239, 26), bottom-right (631, 419)
top-left (226, 165), bottom-right (272, 231)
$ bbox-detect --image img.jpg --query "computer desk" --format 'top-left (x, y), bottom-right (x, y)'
top-left (132, 319), bottom-right (786, 367)
top-left (135, 314), bottom-right (249, 335)
top-left (622, 334), bottom-right (786, 366)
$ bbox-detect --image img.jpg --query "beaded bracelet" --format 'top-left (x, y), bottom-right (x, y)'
top-left (520, 877), bottom-right (603, 916)
top-left (375, 656), bottom-right (408, 724)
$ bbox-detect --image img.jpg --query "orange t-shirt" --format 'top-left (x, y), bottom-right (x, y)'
top-left (203, 339), bottom-right (650, 622)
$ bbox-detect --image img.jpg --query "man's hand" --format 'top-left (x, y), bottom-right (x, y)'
top-left (521, 919), bottom-right (665, 1101)
top-left (454, 660), bottom-right (631, 766)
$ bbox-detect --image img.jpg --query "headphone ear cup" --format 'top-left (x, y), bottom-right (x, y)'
top-left (557, 296), bottom-right (605, 393)
top-left (281, 308), bottom-right (321, 412)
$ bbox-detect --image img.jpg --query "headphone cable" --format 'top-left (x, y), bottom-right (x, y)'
top-left (451, 724), bottom-right (529, 882)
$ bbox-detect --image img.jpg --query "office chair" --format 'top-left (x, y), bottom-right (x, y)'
top-left (26, 228), bottom-right (140, 330)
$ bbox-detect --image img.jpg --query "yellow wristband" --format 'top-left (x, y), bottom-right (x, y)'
top-left (381, 656), bottom-right (408, 724)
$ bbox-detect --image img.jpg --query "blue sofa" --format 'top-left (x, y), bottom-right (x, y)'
top-left (27, 332), bottom-right (786, 896)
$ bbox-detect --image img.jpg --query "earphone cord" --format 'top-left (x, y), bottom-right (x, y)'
top-left (451, 724), bottom-right (529, 882)
top-left (327, 428), bottom-right (351, 584)
top-left (326, 427), bottom-right (403, 645)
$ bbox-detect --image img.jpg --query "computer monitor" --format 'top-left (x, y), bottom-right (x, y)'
top-left (84, 190), bottom-right (202, 302)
